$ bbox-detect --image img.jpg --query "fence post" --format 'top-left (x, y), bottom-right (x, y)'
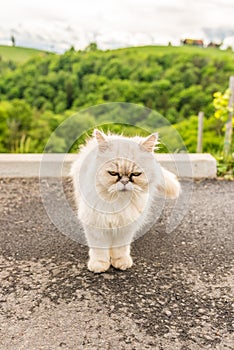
top-left (224, 76), bottom-right (234, 156)
top-left (197, 111), bottom-right (204, 153)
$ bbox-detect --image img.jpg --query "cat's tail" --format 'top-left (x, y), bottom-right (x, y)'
top-left (157, 167), bottom-right (181, 199)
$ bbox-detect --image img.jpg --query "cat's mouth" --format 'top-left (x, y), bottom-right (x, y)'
top-left (108, 183), bottom-right (132, 194)
top-left (118, 182), bottom-right (133, 192)
top-left (118, 183), bottom-right (144, 193)
top-left (119, 187), bottom-right (128, 192)
top-left (107, 182), bottom-right (144, 195)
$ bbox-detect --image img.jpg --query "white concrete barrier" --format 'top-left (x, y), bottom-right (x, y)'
top-left (0, 153), bottom-right (217, 179)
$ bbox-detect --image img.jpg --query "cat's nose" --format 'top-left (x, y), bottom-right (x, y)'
top-left (120, 177), bottom-right (129, 185)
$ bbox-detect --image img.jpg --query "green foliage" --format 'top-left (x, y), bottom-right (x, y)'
top-left (213, 89), bottom-right (233, 123)
top-left (216, 153), bottom-right (234, 179)
top-left (0, 99), bottom-right (33, 152)
top-left (1, 46), bottom-right (234, 121)
top-left (0, 45), bottom-right (234, 160)
top-left (174, 115), bottom-right (224, 153)
top-left (213, 88), bottom-right (234, 158)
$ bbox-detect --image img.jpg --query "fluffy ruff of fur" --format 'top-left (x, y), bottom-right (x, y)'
top-left (71, 130), bottom-right (181, 273)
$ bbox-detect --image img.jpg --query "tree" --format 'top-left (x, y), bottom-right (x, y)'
top-left (11, 35), bottom-right (15, 47)
top-left (85, 42), bottom-right (98, 52)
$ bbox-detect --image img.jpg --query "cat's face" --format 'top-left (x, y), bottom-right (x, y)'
top-left (96, 157), bottom-right (148, 195)
top-left (94, 130), bottom-right (159, 200)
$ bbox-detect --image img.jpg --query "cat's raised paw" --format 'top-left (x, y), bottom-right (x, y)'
top-left (111, 256), bottom-right (133, 270)
top-left (88, 259), bottom-right (110, 273)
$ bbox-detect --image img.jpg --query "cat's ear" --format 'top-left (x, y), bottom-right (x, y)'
top-left (93, 129), bottom-right (108, 151)
top-left (141, 133), bottom-right (158, 152)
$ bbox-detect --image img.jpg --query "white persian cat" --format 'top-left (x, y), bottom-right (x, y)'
top-left (71, 130), bottom-right (180, 273)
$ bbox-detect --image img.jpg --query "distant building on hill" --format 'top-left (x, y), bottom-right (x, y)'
top-left (181, 38), bottom-right (204, 47)
top-left (207, 42), bottom-right (222, 49)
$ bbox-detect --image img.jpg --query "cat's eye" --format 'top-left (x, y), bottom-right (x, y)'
top-left (131, 172), bottom-right (142, 177)
top-left (108, 171), bottom-right (119, 176)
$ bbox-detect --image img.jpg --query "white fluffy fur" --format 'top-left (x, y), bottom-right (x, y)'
top-left (71, 130), bottom-right (181, 273)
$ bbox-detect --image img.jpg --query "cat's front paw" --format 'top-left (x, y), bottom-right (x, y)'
top-left (88, 259), bottom-right (110, 273)
top-left (111, 256), bottom-right (133, 270)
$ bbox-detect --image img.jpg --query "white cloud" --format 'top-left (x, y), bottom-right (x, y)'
top-left (0, 0), bottom-right (234, 51)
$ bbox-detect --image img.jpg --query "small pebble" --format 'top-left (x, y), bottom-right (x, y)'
top-left (164, 309), bottom-right (172, 317)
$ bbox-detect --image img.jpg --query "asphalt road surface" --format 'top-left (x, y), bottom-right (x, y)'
top-left (0, 178), bottom-right (233, 350)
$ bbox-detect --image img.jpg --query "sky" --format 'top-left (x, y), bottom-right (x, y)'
top-left (0, 0), bottom-right (234, 52)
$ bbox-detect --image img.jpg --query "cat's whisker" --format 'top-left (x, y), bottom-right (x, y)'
top-left (110, 192), bottom-right (117, 201)
top-left (97, 188), bottom-right (111, 195)
top-left (133, 186), bottom-right (144, 193)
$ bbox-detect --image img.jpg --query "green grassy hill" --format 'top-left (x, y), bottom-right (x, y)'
top-left (1, 44), bottom-right (233, 63)
top-left (0, 45), bottom-right (50, 63)
top-left (114, 44), bottom-right (234, 58)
